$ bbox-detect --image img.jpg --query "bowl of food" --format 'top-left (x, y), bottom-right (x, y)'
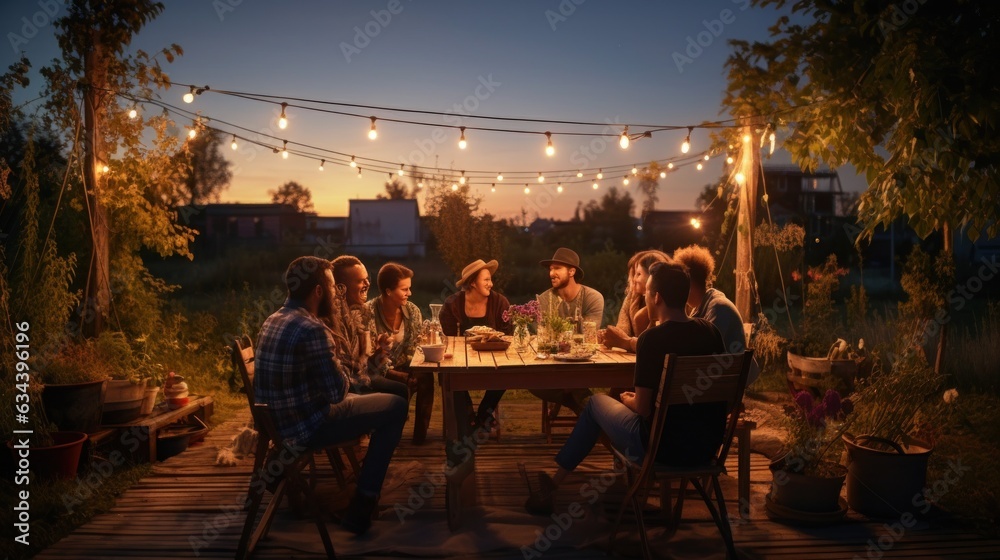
top-left (420, 344), bottom-right (446, 362)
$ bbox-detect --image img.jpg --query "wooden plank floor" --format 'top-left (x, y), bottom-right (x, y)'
top-left (35, 398), bottom-right (1000, 559)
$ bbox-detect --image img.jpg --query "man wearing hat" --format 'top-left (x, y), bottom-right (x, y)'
top-left (532, 247), bottom-right (605, 415)
top-left (441, 258), bottom-right (512, 432)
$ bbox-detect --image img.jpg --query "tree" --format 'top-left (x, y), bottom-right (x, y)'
top-left (40, 0), bottom-right (192, 337)
top-left (579, 186), bottom-right (638, 254)
top-left (269, 181), bottom-right (314, 213)
top-left (173, 128), bottom-right (232, 206)
top-left (635, 161), bottom-right (663, 215)
top-left (723, 1), bottom-right (1000, 244)
top-left (422, 172), bottom-right (503, 278)
top-left (377, 177), bottom-right (414, 200)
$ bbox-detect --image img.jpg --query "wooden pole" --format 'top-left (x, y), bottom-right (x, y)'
top-left (735, 126), bottom-right (758, 323)
top-left (81, 25), bottom-right (110, 338)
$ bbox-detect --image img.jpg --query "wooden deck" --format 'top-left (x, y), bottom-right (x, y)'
top-left (35, 397), bottom-right (1000, 559)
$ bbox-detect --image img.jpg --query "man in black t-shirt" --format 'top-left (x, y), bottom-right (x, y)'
top-left (523, 261), bottom-right (726, 515)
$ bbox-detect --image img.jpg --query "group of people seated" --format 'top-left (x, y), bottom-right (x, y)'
top-left (252, 244), bottom-right (749, 534)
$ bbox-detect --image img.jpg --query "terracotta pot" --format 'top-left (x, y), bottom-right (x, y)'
top-left (7, 431), bottom-right (87, 481)
top-left (843, 433), bottom-right (932, 517)
top-left (770, 459), bottom-right (847, 513)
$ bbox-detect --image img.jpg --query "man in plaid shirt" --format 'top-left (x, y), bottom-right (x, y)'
top-left (255, 256), bottom-right (407, 535)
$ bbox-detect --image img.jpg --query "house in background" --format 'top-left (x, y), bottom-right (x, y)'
top-left (185, 203), bottom-right (306, 255)
top-left (345, 199), bottom-right (425, 257)
top-left (641, 210), bottom-right (717, 255)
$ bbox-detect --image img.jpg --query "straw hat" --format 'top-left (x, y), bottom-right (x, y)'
top-left (456, 259), bottom-right (499, 287)
top-left (539, 247), bottom-right (584, 280)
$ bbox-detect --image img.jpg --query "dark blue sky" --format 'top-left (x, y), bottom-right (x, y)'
top-left (2, 0), bottom-right (865, 218)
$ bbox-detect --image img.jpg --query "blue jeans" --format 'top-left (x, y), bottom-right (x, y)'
top-left (308, 393), bottom-right (407, 496)
top-left (354, 375), bottom-right (409, 401)
top-left (555, 394), bottom-right (647, 471)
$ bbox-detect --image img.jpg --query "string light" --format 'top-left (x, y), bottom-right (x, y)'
top-left (524, 184), bottom-right (530, 194)
top-left (667, 162), bottom-right (674, 169)
top-left (557, 184), bottom-right (563, 193)
top-left (596, 169), bottom-right (603, 180)
top-left (592, 182), bottom-right (599, 190)
top-left (576, 171), bottom-right (583, 178)
top-left (631, 166), bottom-right (638, 175)
top-left (726, 156), bottom-right (734, 165)
top-left (319, 159), bottom-right (325, 171)
top-left (696, 162), bottom-right (703, 170)
top-left (278, 102), bottom-right (288, 129)
top-left (451, 183), bottom-right (458, 191)
top-left (619, 126), bottom-right (630, 149)
top-left (357, 167), bottom-right (363, 178)
top-left (458, 127), bottom-right (467, 149)
top-left (398, 163), bottom-right (405, 176)
top-left (281, 141), bottom-right (289, 159)
top-left (101, 164), bottom-right (109, 173)
top-left (491, 183), bottom-right (496, 193)
top-left (417, 181), bottom-right (424, 188)
top-left (735, 171), bottom-right (746, 185)
top-left (538, 172), bottom-right (545, 183)
top-left (681, 126), bottom-right (692, 154)
top-left (368, 116), bottom-right (378, 140)
top-left (459, 171), bottom-right (466, 185)
top-left (183, 86), bottom-right (195, 103)
top-left (128, 106), bottom-right (138, 120)
top-left (545, 132), bottom-right (555, 156)
top-left (188, 128), bottom-right (197, 139)
top-left (496, 172), bottom-right (503, 181)
top-left (622, 175), bottom-right (629, 186)
top-left (743, 133), bottom-right (752, 144)
top-left (231, 135), bottom-right (238, 150)
top-left (350, 155), bottom-right (357, 168)
top-left (703, 154), bottom-right (710, 161)
top-left (690, 218), bottom-right (702, 229)
top-left (660, 171), bottom-right (666, 178)
top-left (769, 131), bottom-right (776, 155)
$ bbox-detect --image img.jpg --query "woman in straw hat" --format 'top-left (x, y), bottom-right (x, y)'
top-left (441, 258), bottom-right (512, 432)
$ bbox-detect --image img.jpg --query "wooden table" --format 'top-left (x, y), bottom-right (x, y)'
top-left (410, 337), bottom-right (635, 531)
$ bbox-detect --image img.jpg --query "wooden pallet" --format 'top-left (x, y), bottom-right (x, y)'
top-left (100, 395), bottom-right (213, 463)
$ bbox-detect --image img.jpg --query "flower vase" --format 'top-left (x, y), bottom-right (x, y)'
top-left (513, 323), bottom-right (531, 351)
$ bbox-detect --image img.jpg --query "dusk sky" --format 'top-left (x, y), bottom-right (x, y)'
top-left (2, 0), bottom-right (866, 219)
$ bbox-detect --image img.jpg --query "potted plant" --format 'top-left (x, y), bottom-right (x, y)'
top-left (35, 342), bottom-right (113, 434)
top-left (4, 377), bottom-right (89, 481)
top-left (769, 388), bottom-right (854, 519)
top-left (842, 349), bottom-right (942, 517)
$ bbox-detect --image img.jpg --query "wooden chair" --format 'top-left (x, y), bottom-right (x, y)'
top-left (540, 400), bottom-right (577, 443)
top-left (236, 403), bottom-right (335, 560)
top-left (231, 336), bottom-right (361, 489)
top-left (608, 351), bottom-right (753, 560)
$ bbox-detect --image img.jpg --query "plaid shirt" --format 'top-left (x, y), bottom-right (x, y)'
top-left (255, 299), bottom-right (349, 447)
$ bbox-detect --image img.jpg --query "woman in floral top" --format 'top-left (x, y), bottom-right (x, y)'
top-left (367, 263), bottom-right (431, 444)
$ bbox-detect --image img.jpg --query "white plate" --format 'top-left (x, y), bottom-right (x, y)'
top-left (552, 353), bottom-right (593, 362)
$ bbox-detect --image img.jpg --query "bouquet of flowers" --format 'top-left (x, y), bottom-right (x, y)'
top-left (780, 389), bottom-right (854, 477)
top-left (503, 299), bottom-right (540, 332)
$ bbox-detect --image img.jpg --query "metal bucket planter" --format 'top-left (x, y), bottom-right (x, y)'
top-left (42, 379), bottom-right (108, 433)
top-left (843, 433), bottom-right (933, 518)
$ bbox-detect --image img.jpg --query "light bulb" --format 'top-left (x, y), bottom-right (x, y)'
top-left (576, 171), bottom-right (583, 178)
top-left (524, 185), bottom-right (530, 194)
top-left (735, 171), bottom-right (746, 185)
top-left (451, 183), bottom-right (458, 191)
top-left (769, 132), bottom-right (776, 155)
top-left (417, 181), bottom-right (424, 188)
top-left (319, 159), bottom-right (325, 171)
top-left (281, 142), bottom-right (289, 159)
top-left (597, 169), bottom-right (603, 180)
top-left (357, 167), bottom-right (363, 179)
top-left (619, 126), bottom-right (630, 149)
top-left (623, 176), bottom-right (629, 186)
top-left (538, 172), bottom-right (544, 183)
top-left (188, 128), bottom-right (197, 139)
top-left (726, 156), bottom-right (734, 165)
top-left (278, 103), bottom-right (288, 129)
top-left (557, 184), bottom-right (563, 193)
top-left (183, 86), bottom-right (195, 103)
top-left (497, 172), bottom-right (503, 182)
top-left (682, 126), bottom-right (692, 154)
top-left (696, 163), bottom-right (703, 170)
top-left (350, 156), bottom-right (357, 168)
top-left (592, 182), bottom-right (599, 190)
top-left (660, 171), bottom-right (666, 178)
top-left (743, 133), bottom-right (751, 143)
top-left (631, 166), bottom-right (638, 175)
top-left (368, 116), bottom-right (378, 140)
top-left (667, 162), bottom-right (674, 169)
top-left (458, 127), bottom-right (467, 150)
top-left (101, 164), bottom-right (109, 173)
top-left (690, 218), bottom-right (701, 229)
top-left (128, 107), bottom-right (138, 120)
top-left (398, 164), bottom-right (405, 176)
top-left (491, 183), bottom-right (496, 193)
top-left (545, 132), bottom-right (554, 156)
top-left (459, 173), bottom-right (466, 185)
top-left (231, 135), bottom-right (238, 150)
